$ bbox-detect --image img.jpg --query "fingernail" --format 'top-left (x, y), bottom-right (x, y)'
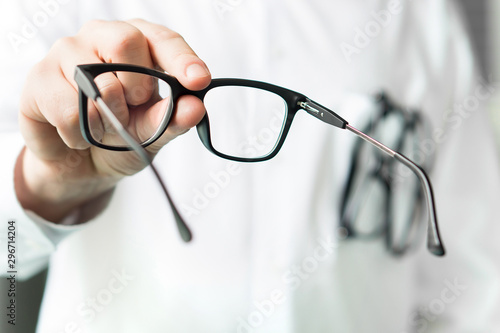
top-left (186, 63), bottom-right (210, 79)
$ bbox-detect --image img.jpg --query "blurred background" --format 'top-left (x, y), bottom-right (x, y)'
top-left (469, 0), bottom-right (500, 148)
top-left (1, 0), bottom-right (499, 332)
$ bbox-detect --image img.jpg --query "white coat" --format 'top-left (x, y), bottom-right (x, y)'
top-left (1, 0), bottom-right (499, 332)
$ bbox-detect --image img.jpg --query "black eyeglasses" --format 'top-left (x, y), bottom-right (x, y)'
top-left (340, 93), bottom-right (435, 256)
top-left (74, 63), bottom-right (445, 256)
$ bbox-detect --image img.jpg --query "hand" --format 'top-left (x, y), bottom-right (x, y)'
top-left (15, 19), bottom-right (211, 223)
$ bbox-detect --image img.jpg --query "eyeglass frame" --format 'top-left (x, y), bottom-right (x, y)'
top-left (74, 63), bottom-right (445, 257)
top-left (76, 63), bottom-right (322, 162)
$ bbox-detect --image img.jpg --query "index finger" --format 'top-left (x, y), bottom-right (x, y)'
top-left (127, 19), bottom-right (211, 91)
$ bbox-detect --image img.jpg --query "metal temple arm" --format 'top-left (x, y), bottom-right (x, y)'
top-left (346, 125), bottom-right (445, 256)
top-left (300, 100), bottom-right (445, 256)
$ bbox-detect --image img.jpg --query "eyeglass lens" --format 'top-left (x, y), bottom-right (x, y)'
top-left (203, 86), bottom-right (288, 159)
top-left (86, 71), bottom-right (173, 148)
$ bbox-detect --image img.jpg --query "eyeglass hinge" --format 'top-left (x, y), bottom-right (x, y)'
top-left (298, 99), bottom-right (348, 129)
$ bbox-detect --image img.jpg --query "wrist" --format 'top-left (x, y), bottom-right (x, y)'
top-left (15, 147), bottom-right (120, 223)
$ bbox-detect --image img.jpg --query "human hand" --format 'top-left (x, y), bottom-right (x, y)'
top-left (15, 19), bottom-right (211, 222)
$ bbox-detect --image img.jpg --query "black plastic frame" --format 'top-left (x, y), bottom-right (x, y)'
top-left (76, 63), bottom-right (313, 162)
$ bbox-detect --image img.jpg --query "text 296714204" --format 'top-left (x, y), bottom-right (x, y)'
top-left (6, 220), bottom-right (17, 326)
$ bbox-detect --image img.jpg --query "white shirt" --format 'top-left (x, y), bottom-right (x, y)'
top-left (1, 0), bottom-right (500, 332)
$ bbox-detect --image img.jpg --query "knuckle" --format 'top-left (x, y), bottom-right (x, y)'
top-left (51, 36), bottom-right (77, 52)
top-left (96, 77), bottom-right (122, 99)
top-left (63, 138), bottom-right (81, 150)
top-left (125, 76), bottom-right (156, 105)
top-left (62, 104), bottom-right (81, 129)
top-left (80, 19), bottom-right (106, 33)
top-left (30, 59), bottom-right (51, 79)
top-left (125, 87), bottom-right (149, 106)
top-left (94, 76), bottom-right (129, 123)
top-left (58, 106), bottom-right (87, 149)
top-left (149, 28), bottom-right (182, 45)
top-left (126, 17), bottom-right (146, 25)
top-left (172, 52), bottom-right (197, 68)
top-left (108, 26), bottom-right (146, 56)
top-left (63, 137), bottom-right (87, 150)
top-left (28, 59), bottom-right (57, 88)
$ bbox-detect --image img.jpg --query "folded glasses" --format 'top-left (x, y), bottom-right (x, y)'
top-left (340, 93), bottom-right (436, 256)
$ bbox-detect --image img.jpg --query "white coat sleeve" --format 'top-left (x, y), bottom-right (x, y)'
top-left (0, 0), bottom-right (91, 280)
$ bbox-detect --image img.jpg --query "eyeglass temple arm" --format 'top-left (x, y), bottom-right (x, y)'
top-left (300, 99), bottom-right (445, 256)
top-left (149, 164), bottom-right (193, 242)
top-left (74, 68), bottom-right (192, 242)
top-left (96, 97), bottom-right (193, 242)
